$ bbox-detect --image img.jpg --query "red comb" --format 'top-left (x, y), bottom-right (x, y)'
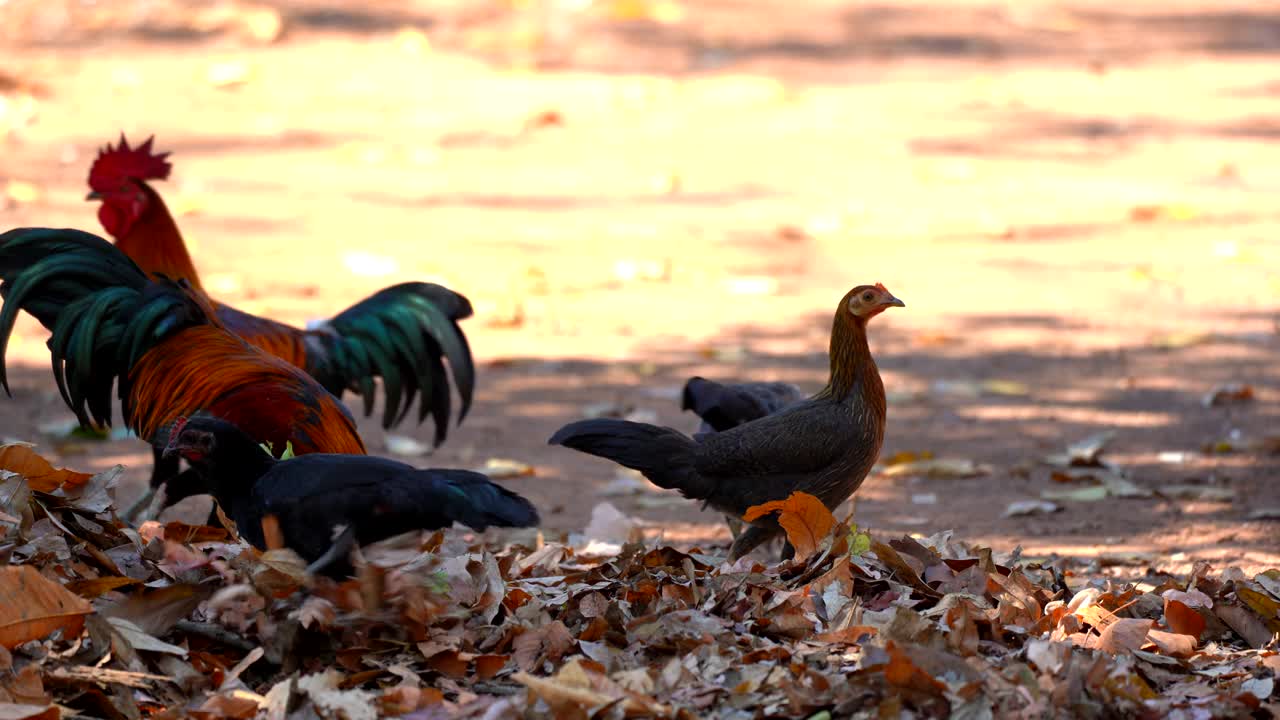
top-left (170, 415), bottom-right (188, 437)
top-left (874, 282), bottom-right (888, 292)
top-left (88, 134), bottom-right (172, 192)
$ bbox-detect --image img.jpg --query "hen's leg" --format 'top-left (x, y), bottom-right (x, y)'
top-left (725, 514), bottom-right (743, 540)
top-left (728, 525), bottom-right (782, 561)
top-left (306, 525), bottom-right (358, 576)
top-left (124, 446), bottom-right (183, 523)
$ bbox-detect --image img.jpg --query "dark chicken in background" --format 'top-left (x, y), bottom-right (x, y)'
top-left (0, 228), bottom-right (367, 499)
top-left (165, 415), bottom-right (540, 576)
top-left (551, 284), bottom-right (903, 560)
top-left (681, 376), bottom-right (804, 433)
top-left (86, 135), bottom-right (476, 461)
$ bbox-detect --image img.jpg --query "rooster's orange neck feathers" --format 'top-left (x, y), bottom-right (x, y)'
top-left (112, 182), bottom-right (205, 292)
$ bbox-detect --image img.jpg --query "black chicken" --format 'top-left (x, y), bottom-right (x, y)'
top-left (165, 415), bottom-right (539, 575)
top-left (551, 284), bottom-right (903, 560)
top-left (681, 377), bottom-right (804, 433)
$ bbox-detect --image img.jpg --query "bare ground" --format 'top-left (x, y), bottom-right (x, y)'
top-left (1, 0), bottom-right (1278, 574)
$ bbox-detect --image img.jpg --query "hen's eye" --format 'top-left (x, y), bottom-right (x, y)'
top-left (862, 292), bottom-right (873, 302)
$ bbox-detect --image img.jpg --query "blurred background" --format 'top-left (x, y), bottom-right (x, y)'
top-left (1, 0), bottom-right (1277, 572)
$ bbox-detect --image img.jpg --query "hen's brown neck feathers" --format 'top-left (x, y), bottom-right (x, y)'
top-left (115, 182), bottom-right (204, 292)
top-left (816, 312), bottom-right (884, 410)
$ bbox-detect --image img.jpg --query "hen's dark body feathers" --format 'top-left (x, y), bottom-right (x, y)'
top-left (681, 376), bottom-right (804, 433)
top-left (174, 417), bottom-right (538, 575)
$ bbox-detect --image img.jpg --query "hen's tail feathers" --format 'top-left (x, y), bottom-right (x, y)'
top-left (0, 227), bottom-right (208, 427)
top-left (548, 418), bottom-right (712, 499)
top-left (306, 282), bottom-right (475, 443)
top-left (420, 469), bottom-right (539, 530)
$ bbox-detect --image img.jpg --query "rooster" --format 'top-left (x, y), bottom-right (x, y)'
top-left (86, 135), bottom-right (475, 446)
top-left (0, 227), bottom-right (367, 496)
top-left (166, 414), bottom-right (540, 576)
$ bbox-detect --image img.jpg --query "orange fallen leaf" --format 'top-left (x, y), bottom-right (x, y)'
top-left (0, 444), bottom-right (92, 493)
top-left (743, 491), bottom-right (835, 561)
top-left (63, 576), bottom-right (140, 599)
top-left (260, 514), bottom-right (285, 551)
top-left (0, 566), bottom-right (94, 649)
top-left (1163, 598), bottom-right (1205, 640)
top-left (814, 625), bottom-right (878, 644)
top-left (474, 654), bottom-right (509, 680)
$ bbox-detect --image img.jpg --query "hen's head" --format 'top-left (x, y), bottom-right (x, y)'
top-left (163, 416), bottom-right (213, 465)
top-left (843, 283), bottom-right (905, 321)
top-left (86, 134), bottom-right (171, 239)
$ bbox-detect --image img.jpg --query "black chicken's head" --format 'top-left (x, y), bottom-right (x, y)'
top-left (163, 415), bottom-right (216, 465)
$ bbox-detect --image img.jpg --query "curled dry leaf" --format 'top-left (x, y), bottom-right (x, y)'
top-left (474, 458), bottom-right (535, 479)
top-left (0, 705), bottom-right (59, 720)
top-left (0, 565), bottom-right (93, 649)
top-left (0, 444), bottom-right (92, 493)
top-left (1203, 383), bottom-right (1254, 407)
top-left (1096, 618), bottom-right (1153, 655)
top-left (1004, 500), bottom-right (1060, 517)
top-left (1144, 629), bottom-right (1196, 658)
top-left (743, 491), bottom-right (836, 561)
top-left (1044, 432), bottom-right (1114, 468)
top-left (384, 434), bottom-right (432, 458)
top-left (879, 458), bottom-right (989, 479)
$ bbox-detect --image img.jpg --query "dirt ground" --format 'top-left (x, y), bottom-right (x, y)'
top-left (1, 0), bottom-right (1278, 574)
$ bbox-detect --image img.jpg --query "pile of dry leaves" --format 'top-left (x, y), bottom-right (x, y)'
top-left (1, 443), bottom-right (1277, 719)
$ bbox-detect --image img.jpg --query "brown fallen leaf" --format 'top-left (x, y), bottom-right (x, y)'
top-left (1096, 618), bottom-right (1153, 655)
top-left (0, 704), bottom-right (58, 720)
top-left (1163, 598), bottom-right (1206, 640)
top-left (1237, 587), bottom-right (1280, 633)
top-left (0, 565), bottom-right (93, 649)
top-left (1215, 603), bottom-right (1273, 648)
top-left (0, 444), bottom-right (92, 493)
top-left (1144, 629), bottom-right (1196, 658)
top-left (879, 458), bottom-right (990, 479)
top-left (1203, 383), bottom-right (1254, 407)
top-left (743, 491), bottom-right (835, 561)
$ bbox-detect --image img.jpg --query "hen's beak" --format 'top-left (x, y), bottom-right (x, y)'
top-left (85, 191), bottom-right (103, 201)
top-left (882, 294), bottom-right (906, 308)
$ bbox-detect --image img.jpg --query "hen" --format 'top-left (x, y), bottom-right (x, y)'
top-left (166, 415), bottom-right (539, 576)
top-left (87, 135), bottom-right (475, 448)
top-left (681, 376), bottom-right (803, 433)
top-left (551, 284), bottom-right (903, 560)
top-left (0, 228), bottom-right (367, 496)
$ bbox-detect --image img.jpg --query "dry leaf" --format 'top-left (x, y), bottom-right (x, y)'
top-left (1004, 500), bottom-right (1060, 517)
top-left (743, 491), bottom-right (836, 561)
top-left (1144, 629), bottom-right (1196, 658)
top-left (384, 434), bottom-right (432, 457)
top-left (0, 705), bottom-right (58, 720)
top-left (1044, 432), bottom-right (1114, 467)
top-left (0, 444), bottom-right (92, 493)
top-left (1203, 383), bottom-right (1254, 407)
top-left (1096, 618), bottom-right (1153, 655)
top-left (879, 458), bottom-right (989, 479)
top-left (0, 565), bottom-right (93, 648)
top-left (1163, 598), bottom-right (1206, 639)
top-left (474, 458), bottom-right (535, 479)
